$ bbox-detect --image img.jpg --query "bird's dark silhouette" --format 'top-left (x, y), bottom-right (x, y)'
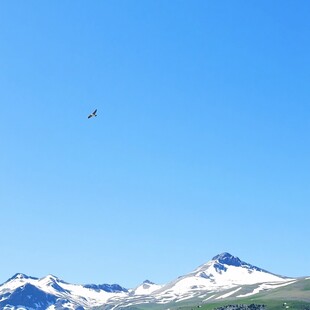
top-left (88, 109), bottom-right (97, 119)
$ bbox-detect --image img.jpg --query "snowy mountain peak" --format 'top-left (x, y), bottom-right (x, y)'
top-left (212, 252), bottom-right (242, 267)
top-left (40, 274), bottom-right (61, 282)
top-left (209, 252), bottom-right (265, 273)
top-left (5, 273), bottom-right (38, 283)
top-left (132, 280), bottom-right (163, 296)
top-left (9, 273), bottom-right (29, 280)
top-left (38, 274), bottom-right (69, 294)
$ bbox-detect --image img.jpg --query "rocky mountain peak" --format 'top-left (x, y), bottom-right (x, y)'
top-left (212, 252), bottom-right (243, 267)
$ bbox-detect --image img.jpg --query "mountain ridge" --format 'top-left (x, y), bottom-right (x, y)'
top-left (0, 252), bottom-right (302, 310)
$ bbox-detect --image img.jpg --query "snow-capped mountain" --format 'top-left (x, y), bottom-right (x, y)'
top-left (104, 252), bottom-right (296, 308)
top-left (0, 253), bottom-right (297, 309)
top-left (165, 252), bottom-right (289, 293)
top-left (0, 273), bottom-right (128, 309)
top-left (142, 252), bottom-right (294, 304)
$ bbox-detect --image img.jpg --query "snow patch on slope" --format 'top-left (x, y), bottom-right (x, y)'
top-left (237, 280), bottom-right (297, 298)
top-left (216, 287), bottom-right (242, 299)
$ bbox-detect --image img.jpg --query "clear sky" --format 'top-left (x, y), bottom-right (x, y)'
top-left (0, 1), bottom-right (309, 288)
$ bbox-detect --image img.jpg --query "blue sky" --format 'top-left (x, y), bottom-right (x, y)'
top-left (0, 1), bottom-right (309, 288)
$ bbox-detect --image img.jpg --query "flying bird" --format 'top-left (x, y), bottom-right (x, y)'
top-left (88, 109), bottom-right (97, 119)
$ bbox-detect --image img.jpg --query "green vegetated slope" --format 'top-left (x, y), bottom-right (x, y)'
top-left (253, 278), bottom-right (310, 302)
top-left (114, 298), bottom-right (310, 310)
top-left (195, 297), bottom-right (310, 310)
top-left (178, 278), bottom-right (310, 310)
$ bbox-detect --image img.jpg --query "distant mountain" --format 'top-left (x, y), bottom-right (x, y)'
top-left (0, 253), bottom-right (303, 310)
top-left (0, 273), bottom-right (128, 309)
top-left (130, 280), bottom-right (163, 296)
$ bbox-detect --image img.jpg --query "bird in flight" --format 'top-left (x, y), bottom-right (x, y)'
top-left (88, 109), bottom-right (97, 119)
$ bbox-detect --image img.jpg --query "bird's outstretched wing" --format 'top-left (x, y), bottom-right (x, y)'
top-left (88, 109), bottom-right (97, 118)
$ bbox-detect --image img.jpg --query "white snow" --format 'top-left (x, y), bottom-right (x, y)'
top-left (203, 294), bottom-right (216, 301)
top-left (194, 263), bottom-right (288, 287)
top-left (133, 282), bottom-right (163, 295)
top-left (216, 287), bottom-right (242, 299)
top-left (144, 255), bottom-right (295, 305)
top-left (152, 262), bottom-right (291, 301)
top-left (175, 295), bottom-right (193, 302)
top-left (237, 280), bottom-right (297, 298)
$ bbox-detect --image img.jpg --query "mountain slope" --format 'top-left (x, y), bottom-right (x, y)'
top-left (147, 252), bottom-right (292, 301)
top-left (0, 283), bottom-right (57, 310)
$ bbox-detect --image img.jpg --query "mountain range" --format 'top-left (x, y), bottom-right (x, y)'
top-left (0, 252), bottom-right (308, 310)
